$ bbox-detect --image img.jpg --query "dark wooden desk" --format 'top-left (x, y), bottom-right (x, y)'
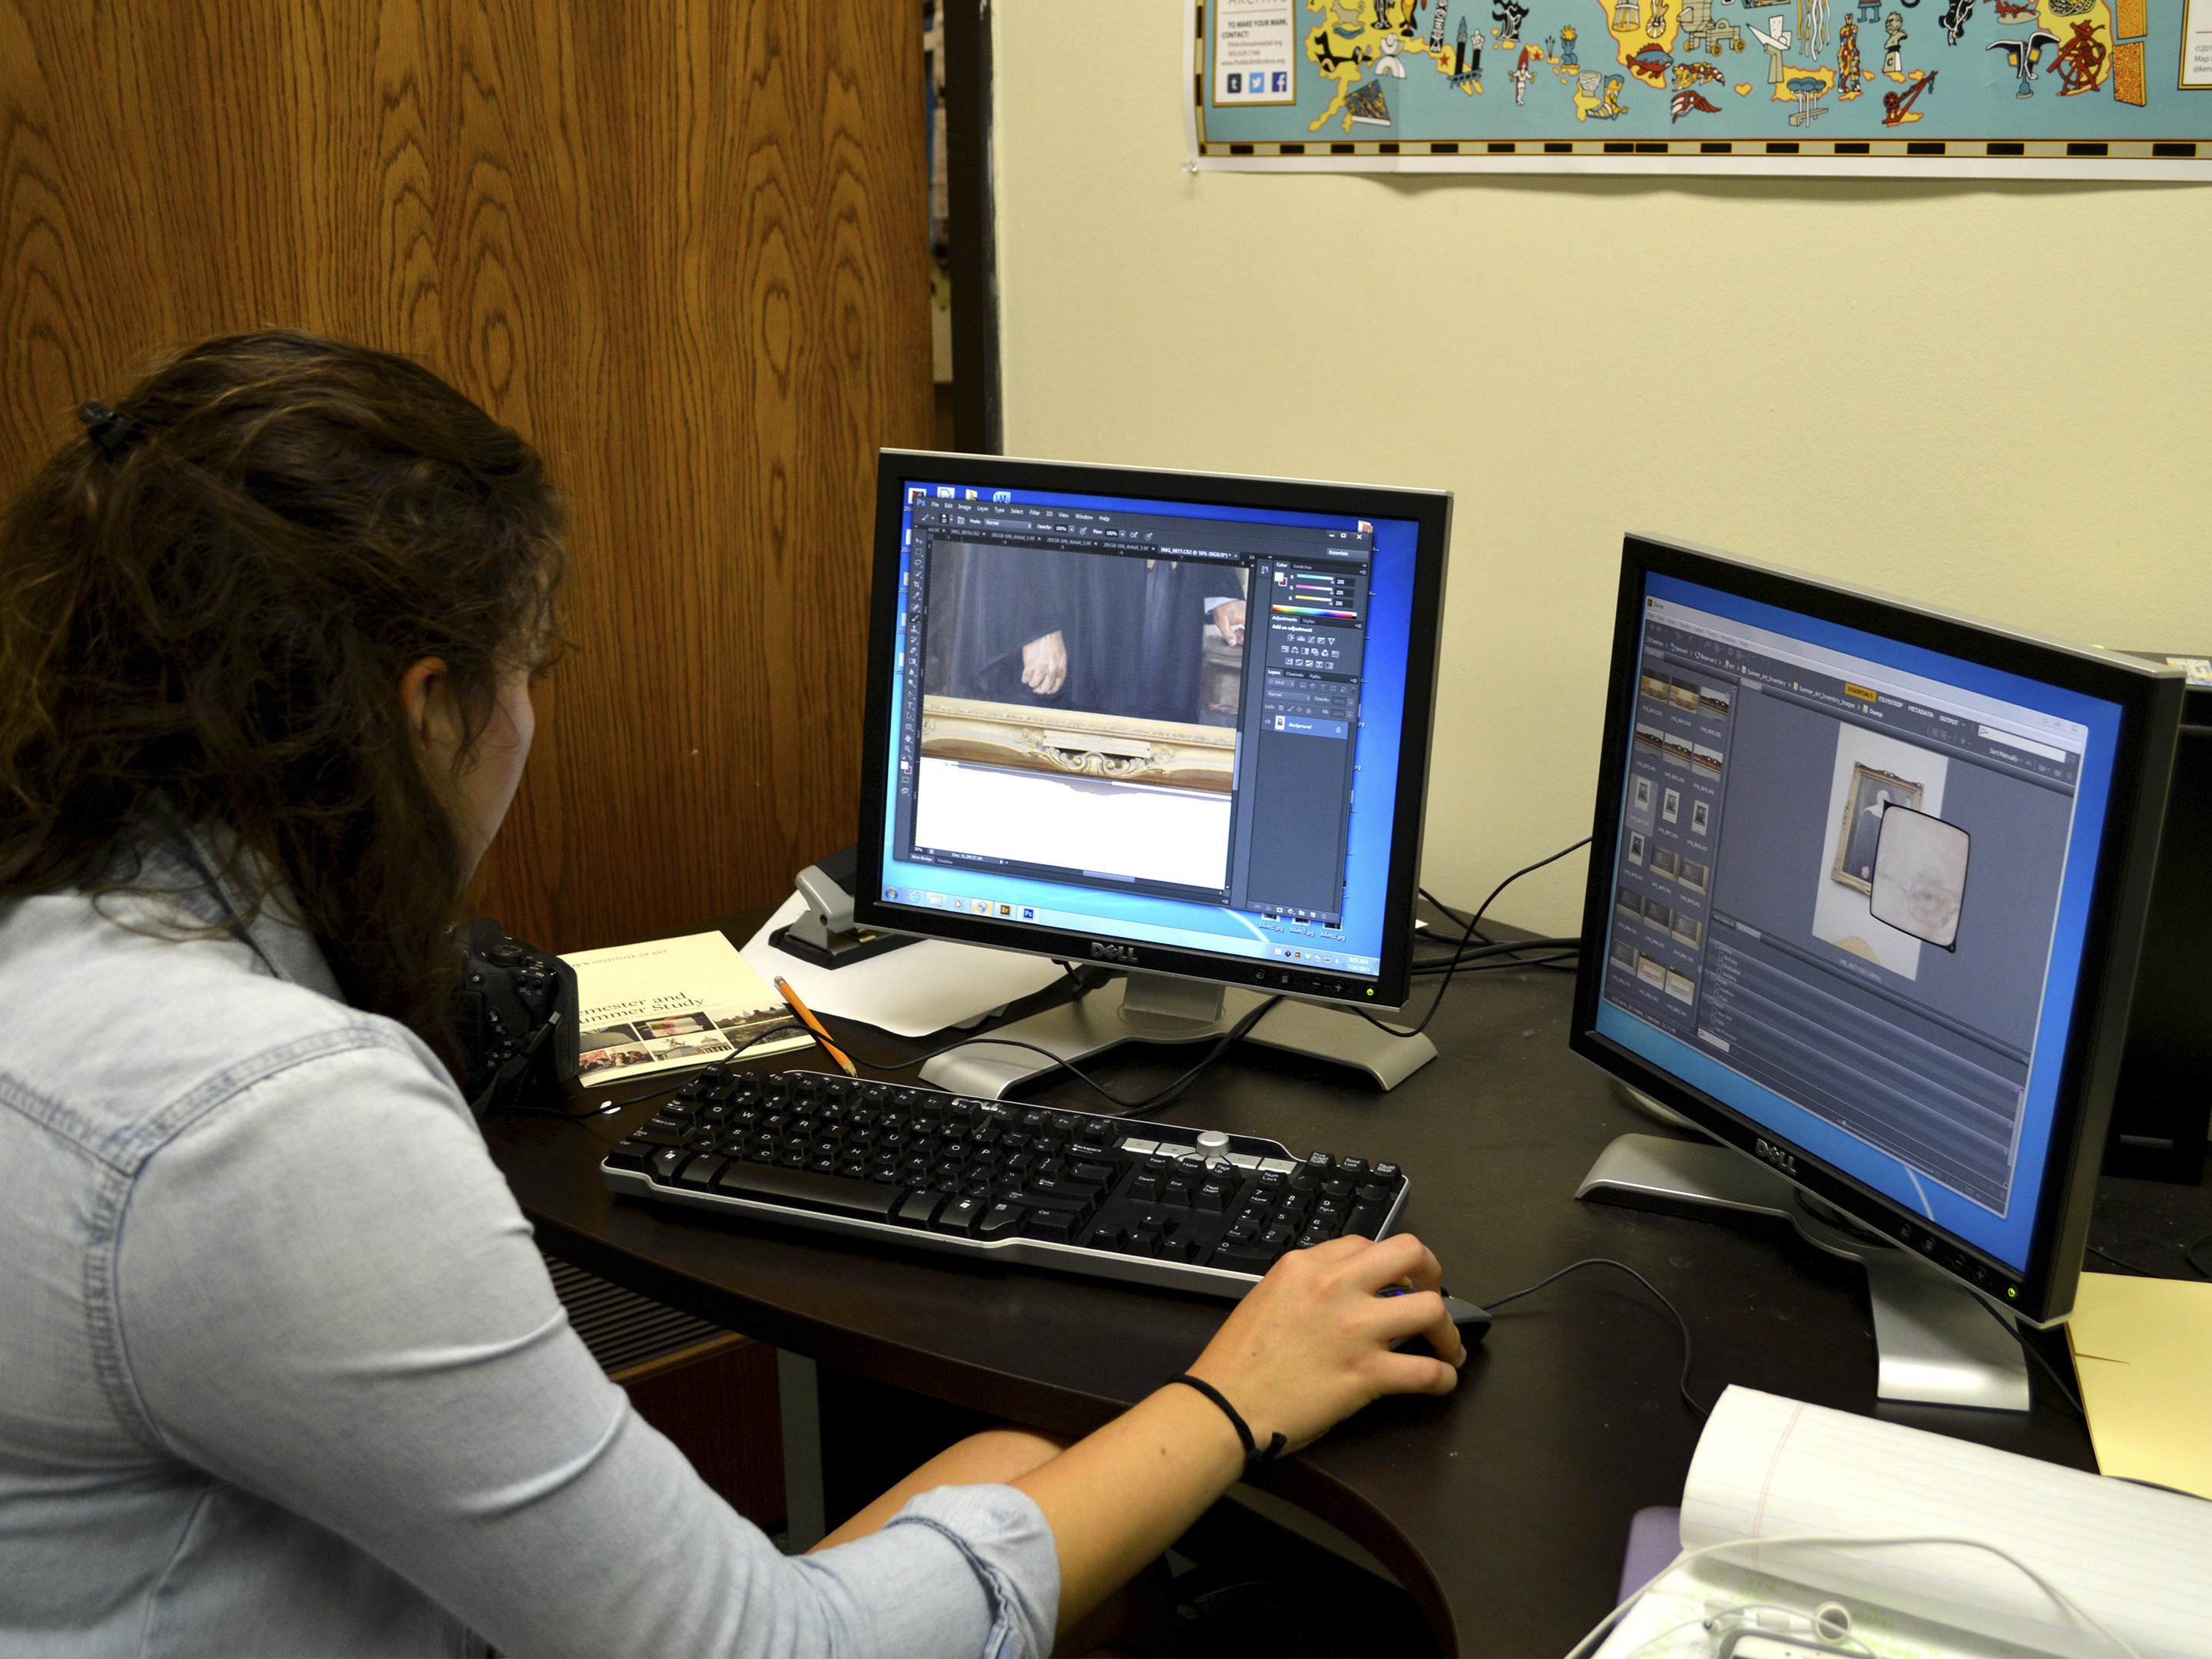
top-left (486, 917), bottom-right (2174, 1657)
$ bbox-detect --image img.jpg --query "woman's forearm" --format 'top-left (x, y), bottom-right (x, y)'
top-left (1013, 1382), bottom-right (1247, 1637)
top-left (810, 1233), bottom-right (1462, 1644)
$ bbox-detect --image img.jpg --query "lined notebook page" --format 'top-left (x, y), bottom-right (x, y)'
top-left (1680, 1386), bottom-right (2212, 1659)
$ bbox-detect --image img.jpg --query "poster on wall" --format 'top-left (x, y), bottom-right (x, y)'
top-left (1185, 0), bottom-right (2212, 175)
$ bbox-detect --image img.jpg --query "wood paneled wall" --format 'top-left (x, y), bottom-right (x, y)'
top-left (0, 1), bottom-right (930, 952)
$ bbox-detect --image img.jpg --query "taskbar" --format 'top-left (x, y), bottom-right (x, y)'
top-left (882, 886), bottom-right (1379, 977)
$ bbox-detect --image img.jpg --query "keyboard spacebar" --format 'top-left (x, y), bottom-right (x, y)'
top-left (714, 1162), bottom-right (902, 1221)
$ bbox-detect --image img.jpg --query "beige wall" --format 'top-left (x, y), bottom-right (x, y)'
top-left (991, 6), bottom-right (2212, 937)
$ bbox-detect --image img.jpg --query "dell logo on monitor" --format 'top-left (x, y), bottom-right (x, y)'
top-left (1091, 942), bottom-right (1139, 965)
top-left (1753, 1138), bottom-right (1797, 1176)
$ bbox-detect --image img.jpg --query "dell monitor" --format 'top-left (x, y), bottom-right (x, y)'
top-left (854, 452), bottom-right (1452, 1098)
top-left (1569, 535), bottom-right (2182, 1406)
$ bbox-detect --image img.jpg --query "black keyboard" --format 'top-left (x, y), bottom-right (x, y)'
top-left (600, 1068), bottom-right (1411, 1297)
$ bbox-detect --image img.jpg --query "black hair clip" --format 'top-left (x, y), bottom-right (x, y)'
top-left (78, 400), bottom-right (141, 457)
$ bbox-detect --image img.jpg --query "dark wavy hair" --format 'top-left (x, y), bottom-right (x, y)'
top-left (0, 330), bottom-right (566, 1061)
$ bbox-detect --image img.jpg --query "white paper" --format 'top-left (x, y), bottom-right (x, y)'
top-left (1214, 0), bottom-right (1295, 105)
top-left (912, 758), bottom-right (1231, 891)
top-left (1654, 1386), bottom-right (2212, 1659)
top-left (2187, 0), bottom-right (2212, 90)
top-left (739, 891), bottom-right (1065, 1038)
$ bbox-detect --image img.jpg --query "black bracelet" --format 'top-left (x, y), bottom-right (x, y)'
top-left (1167, 1373), bottom-right (1286, 1465)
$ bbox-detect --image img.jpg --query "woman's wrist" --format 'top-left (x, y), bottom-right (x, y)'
top-left (1164, 1373), bottom-right (1286, 1465)
top-left (1140, 1377), bottom-right (1249, 1490)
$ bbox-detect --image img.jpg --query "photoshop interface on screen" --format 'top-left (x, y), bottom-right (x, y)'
top-left (1601, 592), bottom-right (2087, 1217)
top-left (890, 491), bottom-right (1373, 937)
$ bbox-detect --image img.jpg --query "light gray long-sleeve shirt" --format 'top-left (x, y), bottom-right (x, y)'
top-left (0, 840), bottom-right (1058, 1657)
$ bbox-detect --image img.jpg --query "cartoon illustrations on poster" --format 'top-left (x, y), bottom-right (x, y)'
top-left (1196, 0), bottom-right (2204, 169)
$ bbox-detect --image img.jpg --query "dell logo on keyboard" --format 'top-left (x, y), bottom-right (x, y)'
top-left (1091, 942), bottom-right (1139, 964)
top-left (1754, 1137), bottom-right (1796, 1176)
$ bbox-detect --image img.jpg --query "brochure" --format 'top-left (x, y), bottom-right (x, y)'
top-left (562, 930), bottom-right (812, 1084)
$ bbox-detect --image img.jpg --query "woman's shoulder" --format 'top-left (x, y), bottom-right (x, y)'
top-left (0, 885), bottom-right (459, 1165)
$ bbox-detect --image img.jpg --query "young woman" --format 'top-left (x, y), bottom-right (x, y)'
top-left (0, 333), bottom-right (1465, 1657)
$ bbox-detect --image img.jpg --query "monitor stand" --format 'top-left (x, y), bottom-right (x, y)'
top-left (918, 972), bottom-right (1438, 1100)
top-left (1576, 1133), bottom-right (2032, 1412)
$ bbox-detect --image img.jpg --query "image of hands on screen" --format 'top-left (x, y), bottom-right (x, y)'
top-left (914, 544), bottom-right (1252, 894)
top-left (932, 542), bottom-right (1248, 728)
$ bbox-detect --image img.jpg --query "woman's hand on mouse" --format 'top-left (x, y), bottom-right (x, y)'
top-left (1006, 1233), bottom-right (1462, 1637)
top-left (1184, 1232), bottom-right (1463, 1455)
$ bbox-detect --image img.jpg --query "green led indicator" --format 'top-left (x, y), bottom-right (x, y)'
top-left (2006, 1286), bottom-right (2017, 1299)
top-left (1366, 988), bottom-right (1376, 997)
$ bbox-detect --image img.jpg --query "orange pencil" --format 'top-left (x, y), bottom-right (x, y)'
top-left (772, 975), bottom-right (858, 1078)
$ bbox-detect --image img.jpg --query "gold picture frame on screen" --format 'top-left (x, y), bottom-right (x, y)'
top-left (1832, 763), bottom-right (1922, 896)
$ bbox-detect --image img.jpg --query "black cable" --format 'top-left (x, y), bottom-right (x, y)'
top-left (1976, 1296), bottom-right (2086, 1420)
top-left (720, 1018), bottom-right (818, 1065)
top-left (1409, 940), bottom-right (1580, 976)
top-left (2085, 1243), bottom-right (2158, 1277)
top-left (1111, 995), bottom-right (1286, 1119)
top-left (1415, 935), bottom-right (1581, 972)
top-left (1056, 961), bottom-right (1109, 1002)
top-left (1365, 839), bottom-right (1591, 1039)
top-left (1416, 885), bottom-right (1491, 945)
top-left (1414, 896), bottom-right (1581, 969)
top-left (1479, 1257), bottom-right (1707, 1416)
top-left (2087, 1233), bottom-right (2212, 1280)
top-left (1410, 954), bottom-right (1578, 979)
top-left (1412, 935), bottom-right (1582, 966)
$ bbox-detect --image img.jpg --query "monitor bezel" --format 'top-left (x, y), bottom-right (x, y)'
top-left (854, 449), bottom-right (1453, 1015)
top-left (1567, 533), bottom-right (2183, 1326)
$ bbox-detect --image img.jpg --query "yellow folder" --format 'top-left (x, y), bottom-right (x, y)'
top-left (2067, 1270), bottom-right (2212, 1501)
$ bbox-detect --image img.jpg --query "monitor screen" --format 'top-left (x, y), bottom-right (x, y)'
top-left (856, 453), bottom-right (1452, 1011)
top-left (1571, 537), bottom-right (2181, 1322)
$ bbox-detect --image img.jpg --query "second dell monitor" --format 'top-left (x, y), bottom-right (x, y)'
top-left (856, 452), bottom-right (1452, 1011)
top-left (1571, 535), bottom-right (2181, 1322)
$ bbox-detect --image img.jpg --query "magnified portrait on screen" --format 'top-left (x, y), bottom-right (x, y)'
top-left (1870, 805), bottom-right (1970, 950)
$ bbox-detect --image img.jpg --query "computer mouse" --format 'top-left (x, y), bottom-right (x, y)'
top-left (1381, 1288), bottom-right (1493, 1355)
top-left (1442, 1293), bottom-right (1493, 1346)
